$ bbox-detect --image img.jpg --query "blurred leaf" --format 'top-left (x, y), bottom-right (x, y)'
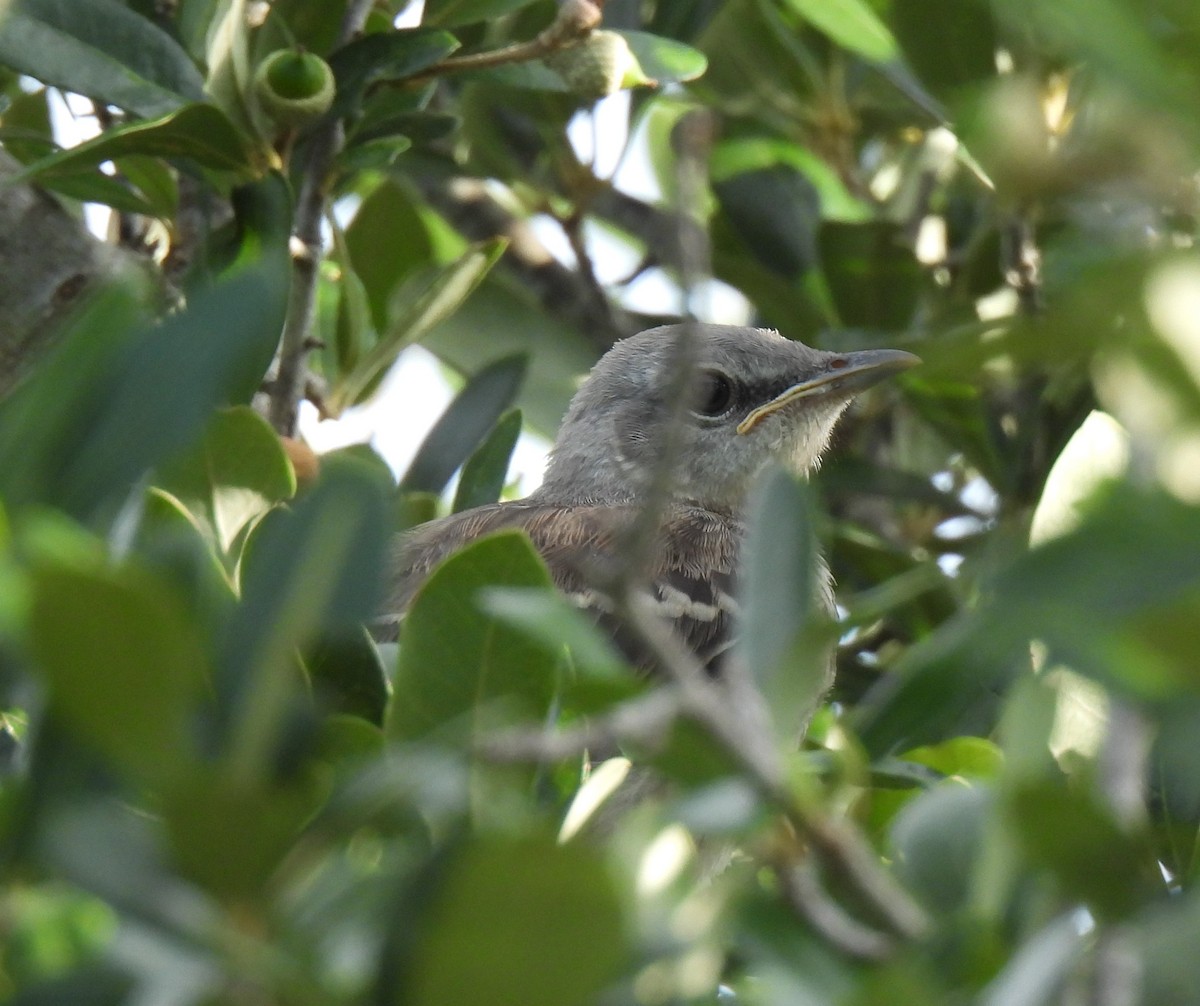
top-left (37, 265), bottom-right (284, 521)
top-left (6, 103), bottom-right (256, 183)
top-left (904, 736), bottom-right (1004, 780)
top-left (400, 354), bottom-right (527, 496)
top-left (819, 221), bottom-right (923, 329)
top-left (161, 765), bottom-right (324, 898)
top-left (452, 408), bottom-right (522, 512)
top-left (155, 406), bottom-right (295, 554)
top-left (780, 0), bottom-right (899, 62)
top-left (219, 458), bottom-right (390, 788)
top-left (739, 469), bottom-right (835, 742)
top-left (328, 28), bottom-right (459, 118)
top-left (386, 834), bottom-right (625, 1006)
top-left (619, 30), bottom-right (708, 84)
top-left (330, 238), bottom-right (507, 414)
top-left (0, 0), bottom-right (205, 118)
top-left (890, 781), bottom-right (991, 912)
top-left (306, 627), bottom-right (391, 727)
top-left (5, 961), bottom-right (134, 1006)
top-left (714, 166), bottom-right (820, 279)
top-left (1132, 887), bottom-right (1200, 1006)
top-left (1010, 780), bottom-right (1160, 920)
top-left (29, 561), bottom-right (207, 783)
top-left (31, 170), bottom-right (162, 216)
top-left (390, 531), bottom-right (558, 743)
top-left (891, 0), bottom-right (998, 96)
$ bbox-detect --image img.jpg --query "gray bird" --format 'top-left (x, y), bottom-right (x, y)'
top-left (379, 323), bottom-right (918, 674)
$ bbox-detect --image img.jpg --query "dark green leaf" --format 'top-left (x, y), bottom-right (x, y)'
top-left (344, 180), bottom-right (434, 333)
top-left (452, 408), bottom-right (522, 512)
top-left (0, 0), bottom-right (205, 117)
top-left (400, 354), bottom-right (527, 496)
top-left (218, 457), bottom-right (390, 787)
top-left (714, 166), bottom-right (821, 279)
top-left (7, 104), bottom-right (257, 184)
top-left (306, 627), bottom-right (391, 727)
top-left (819, 221), bottom-right (923, 329)
top-left (328, 28), bottom-right (459, 118)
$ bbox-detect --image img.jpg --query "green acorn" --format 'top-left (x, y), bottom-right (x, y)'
top-left (253, 48), bottom-right (336, 129)
top-left (543, 30), bottom-right (654, 100)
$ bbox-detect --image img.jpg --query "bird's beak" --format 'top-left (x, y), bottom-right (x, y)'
top-left (736, 348), bottom-right (920, 435)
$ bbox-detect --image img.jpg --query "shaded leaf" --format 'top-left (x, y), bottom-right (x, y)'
top-left (452, 408), bottom-right (523, 512)
top-left (400, 354), bottom-right (527, 496)
top-left (328, 28), bottom-right (459, 118)
top-left (619, 30), bottom-right (708, 84)
top-left (6, 103), bottom-right (257, 184)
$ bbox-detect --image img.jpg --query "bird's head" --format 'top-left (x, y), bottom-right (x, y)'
top-left (537, 324), bottom-right (919, 512)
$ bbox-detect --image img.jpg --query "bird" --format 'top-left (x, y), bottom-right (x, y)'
top-left (378, 323), bottom-right (918, 676)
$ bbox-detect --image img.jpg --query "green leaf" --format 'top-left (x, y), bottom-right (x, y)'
top-left (390, 834), bottom-right (626, 1006)
top-left (6, 103), bottom-right (258, 185)
top-left (219, 458), bottom-right (391, 788)
top-left (390, 532), bottom-right (559, 743)
top-left (328, 28), bottom-right (459, 118)
top-left (28, 561), bottom-right (208, 783)
top-left (58, 268), bottom-right (285, 520)
top-left (737, 468), bottom-right (834, 742)
top-left (154, 406), bottom-right (296, 554)
top-left (452, 408), bottom-right (523, 512)
top-left (329, 238), bottom-right (507, 414)
top-left (344, 180), bottom-right (434, 334)
top-left (0, 0), bottom-right (205, 118)
top-left (618, 30), bottom-right (708, 84)
top-left (400, 354), bottom-right (528, 497)
top-left (780, 0), bottom-right (899, 63)
top-left (306, 627), bottom-right (391, 727)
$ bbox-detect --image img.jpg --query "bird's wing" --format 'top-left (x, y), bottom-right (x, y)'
top-left (378, 502), bottom-right (742, 670)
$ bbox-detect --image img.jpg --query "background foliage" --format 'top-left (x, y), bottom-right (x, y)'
top-left (1, 0), bottom-right (1200, 1003)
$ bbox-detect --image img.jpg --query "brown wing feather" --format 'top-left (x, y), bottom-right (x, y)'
top-left (378, 502), bottom-right (742, 670)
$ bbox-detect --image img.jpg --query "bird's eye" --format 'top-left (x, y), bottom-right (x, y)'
top-left (694, 370), bottom-right (734, 417)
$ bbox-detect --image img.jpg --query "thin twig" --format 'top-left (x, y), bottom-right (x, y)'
top-left (404, 0), bottom-right (602, 88)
